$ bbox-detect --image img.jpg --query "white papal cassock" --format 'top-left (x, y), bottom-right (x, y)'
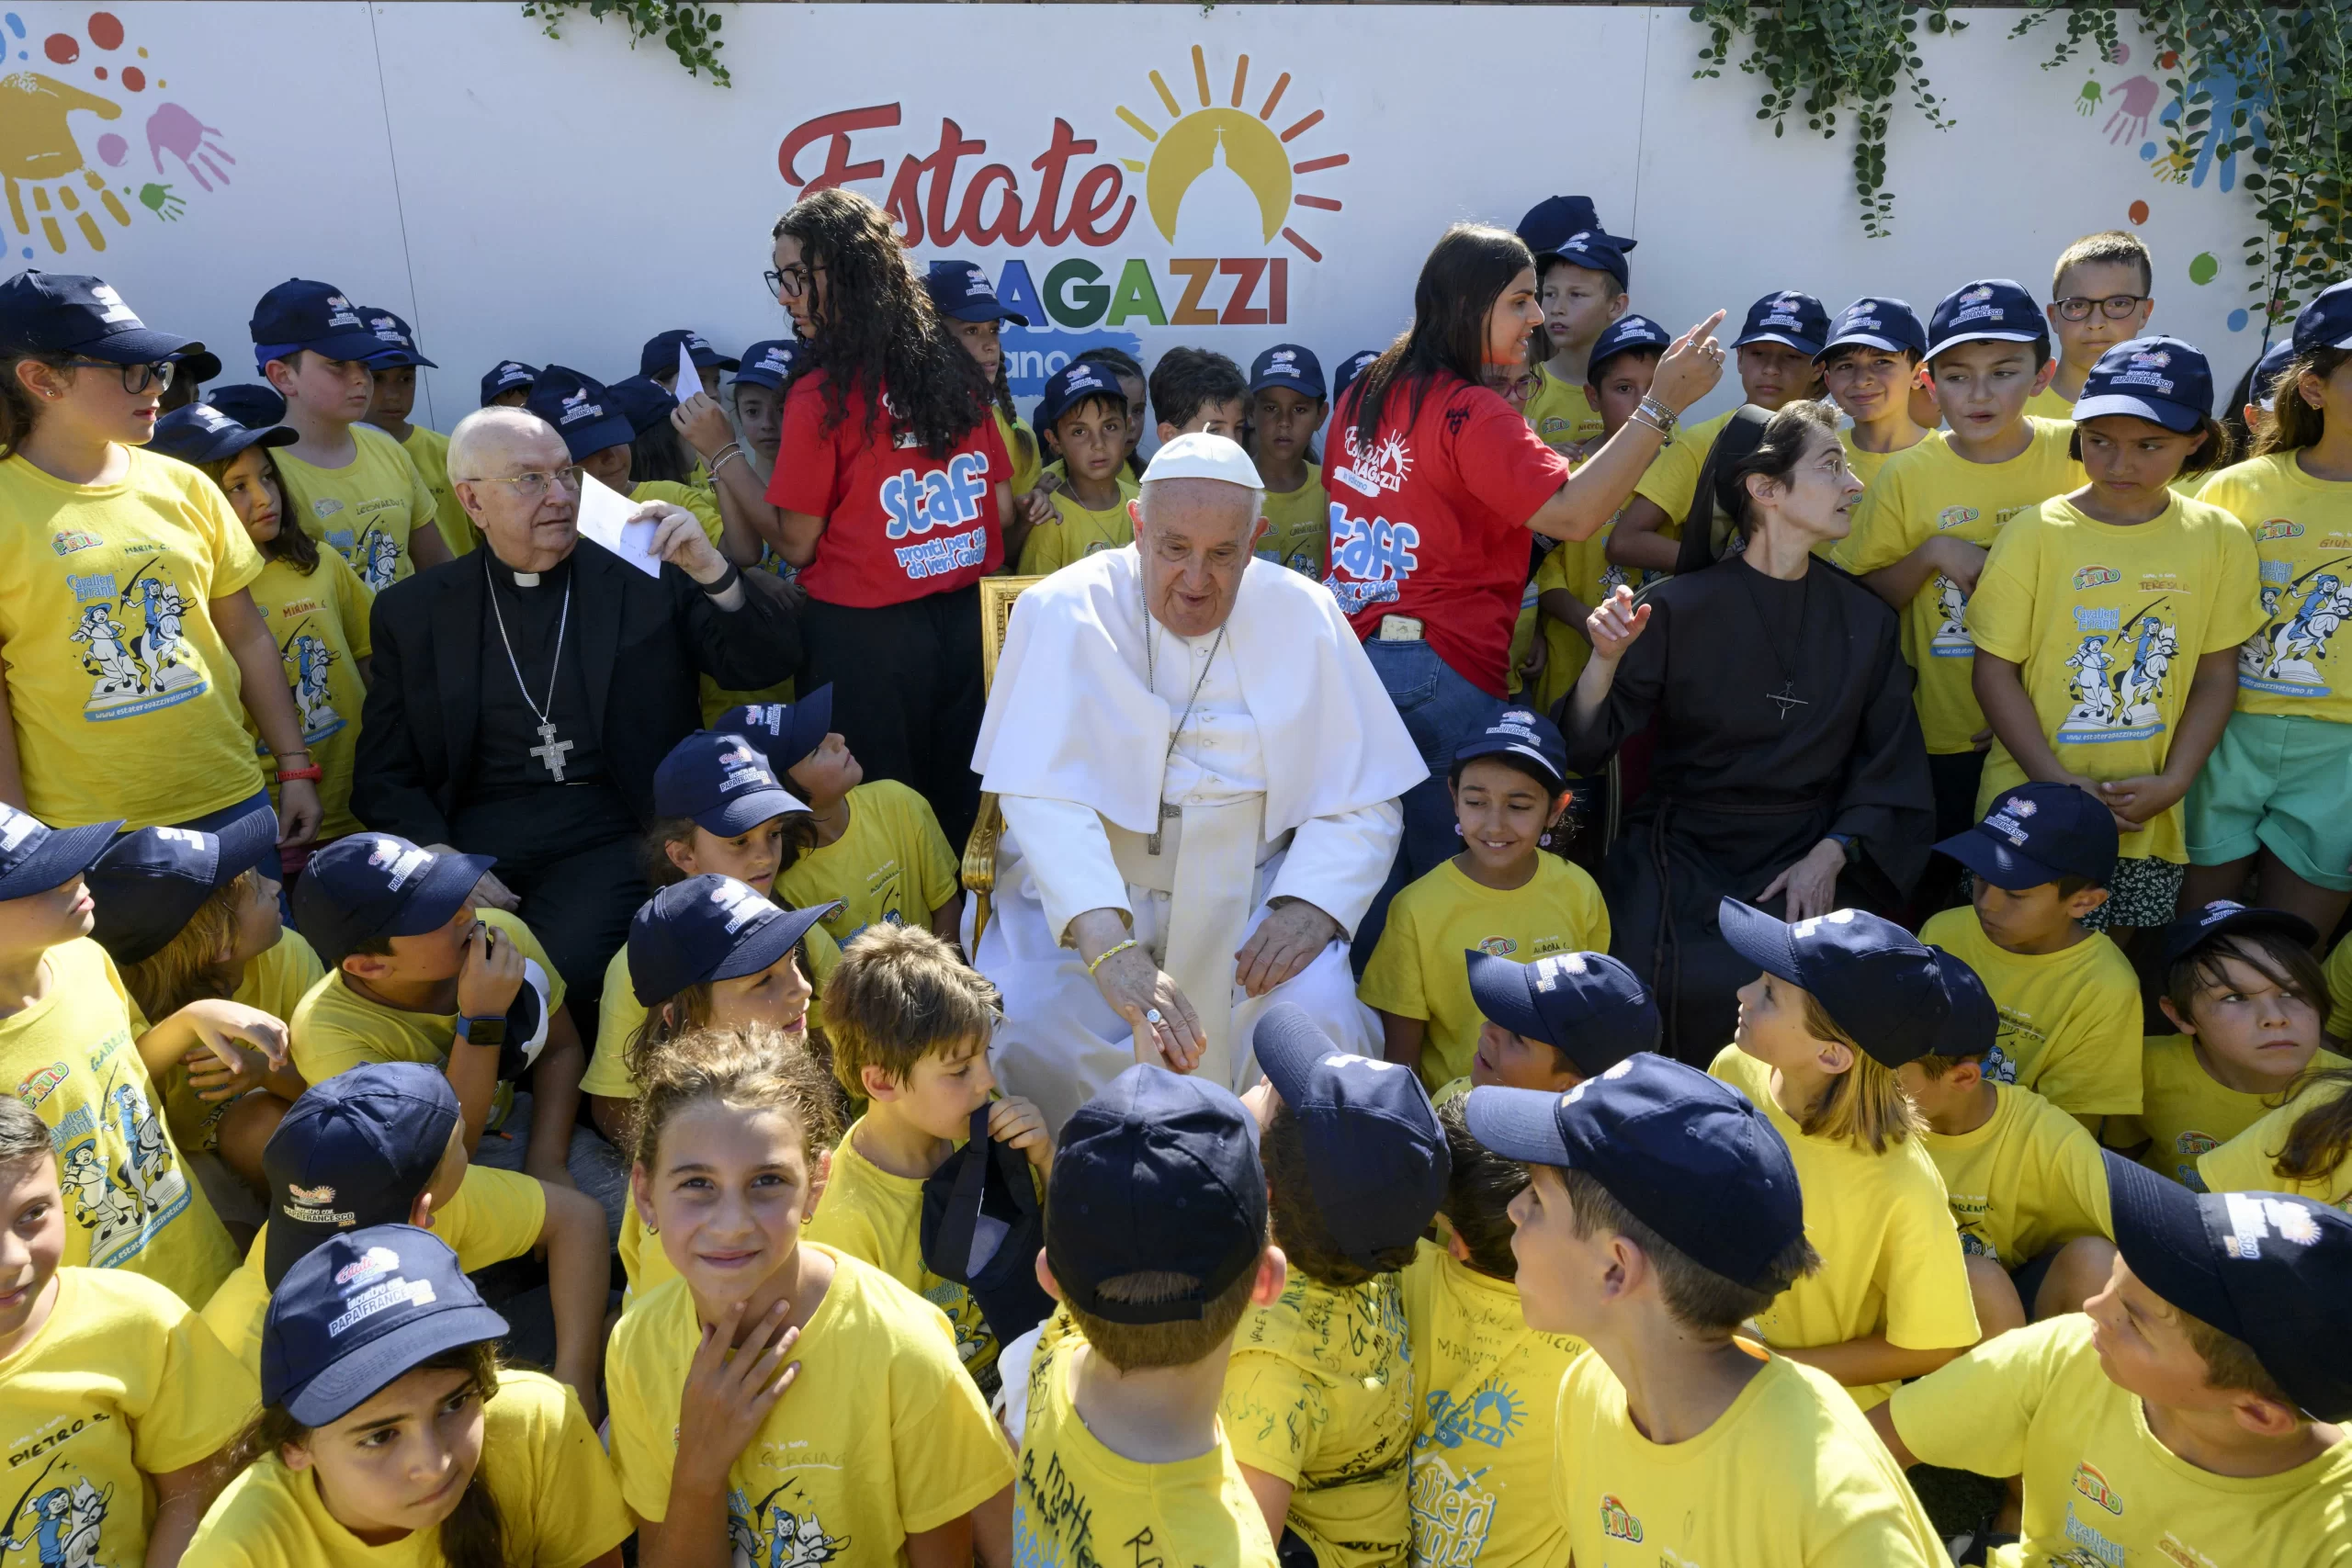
top-left (968, 545), bottom-right (1424, 1132)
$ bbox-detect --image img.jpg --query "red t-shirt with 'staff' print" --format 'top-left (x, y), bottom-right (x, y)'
top-left (1323, 373), bottom-right (1574, 697)
top-left (767, 371), bottom-right (1008, 607)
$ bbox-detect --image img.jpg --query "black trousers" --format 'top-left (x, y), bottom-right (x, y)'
top-left (449, 786), bottom-right (642, 1047)
top-left (802, 585), bottom-right (985, 848)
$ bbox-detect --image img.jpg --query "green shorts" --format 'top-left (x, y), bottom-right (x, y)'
top-left (2186, 709), bottom-right (2352, 892)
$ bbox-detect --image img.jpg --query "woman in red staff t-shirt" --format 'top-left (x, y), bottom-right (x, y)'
top-left (1327, 221), bottom-right (1724, 898)
top-left (753, 187), bottom-right (1013, 847)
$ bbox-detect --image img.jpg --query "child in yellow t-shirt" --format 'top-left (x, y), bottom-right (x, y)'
top-left (187, 1224), bottom-right (630, 1568)
top-left (2107, 901), bottom-right (2348, 1189)
top-left (1362, 711), bottom-right (1610, 1090)
top-left (1222, 1007), bottom-right (1444, 1568)
top-left (0, 1095), bottom-right (254, 1568)
top-left (1147, 346), bottom-right (1248, 446)
top-left (1875, 1160), bottom-right (2352, 1568)
top-left (2027, 230), bottom-right (2157, 417)
top-left (356, 306), bottom-right (473, 558)
top-left (253, 278), bottom-right (450, 590)
top-left (808, 925), bottom-right (1051, 1393)
top-left (1465, 1055), bottom-right (1948, 1566)
top-left (1461, 945), bottom-right (1657, 1095)
top-left (1837, 279), bottom-right (2084, 849)
top-left (1018, 1064), bottom-right (1283, 1566)
top-left (2184, 282), bottom-right (2352, 935)
top-left (1245, 344), bottom-right (1331, 578)
top-left (1019, 361), bottom-right (1140, 577)
top-left (1969, 335), bottom-right (2264, 932)
top-left (1402, 1098), bottom-right (1588, 1568)
top-left (1520, 211), bottom-right (1631, 458)
top-left (1819, 297), bottom-right (1932, 487)
top-left (2198, 1064), bottom-right (2352, 1209)
top-left (722, 689), bottom-right (964, 946)
top-left (1709, 899), bottom-right (1982, 1408)
top-left (1921, 781), bottom-right (2143, 1122)
top-left (608, 1025), bottom-right (1015, 1563)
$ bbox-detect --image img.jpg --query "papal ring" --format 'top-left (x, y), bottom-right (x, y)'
top-left (1145, 1009), bottom-right (1165, 1026)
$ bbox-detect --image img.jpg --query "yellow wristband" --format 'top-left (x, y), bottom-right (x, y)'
top-left (1085, 938), bottom-right (1137, 976)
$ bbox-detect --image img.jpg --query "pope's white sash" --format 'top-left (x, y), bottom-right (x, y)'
top-left (1106, 795), bottom-right (1264, 1090)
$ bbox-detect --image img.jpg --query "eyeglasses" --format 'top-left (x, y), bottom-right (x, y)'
top-left (462, 466), bottom-right (585, 499)
top-left (2053, 293), bottom-right (2149, 322)
top-left (763, 263), bottom-right (826, 301)
top-left (63, 357), bottom-right (175, 394)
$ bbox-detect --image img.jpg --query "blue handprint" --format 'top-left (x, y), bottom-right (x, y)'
top-left (2155, 67), bottom-right (2269, 191)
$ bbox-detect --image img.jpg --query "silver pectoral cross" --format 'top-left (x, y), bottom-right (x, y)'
top-left (1768, 681), bottom-right (1809, 722)
top-left (529, 721), bottom-right (574, 782)
top-left (1145, 802), bottom-right (1178, 856)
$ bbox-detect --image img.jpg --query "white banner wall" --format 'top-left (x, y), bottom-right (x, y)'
top-left (5, 3), bottom-right (2270, 428)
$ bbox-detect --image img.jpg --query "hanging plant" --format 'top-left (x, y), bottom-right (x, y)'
top-left (1688, 0), bottom-right (1965, 240)
top-left (521, 0), bottom-right (730, 87)
top-left (2013, 2), bottom-right (2352, 328)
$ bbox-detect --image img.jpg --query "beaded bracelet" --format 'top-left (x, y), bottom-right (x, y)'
top-left (1086, 938), bottom-right (1138, 976)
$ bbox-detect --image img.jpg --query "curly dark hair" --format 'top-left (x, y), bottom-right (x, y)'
top-left (772, 188), bottom-right (991, 458)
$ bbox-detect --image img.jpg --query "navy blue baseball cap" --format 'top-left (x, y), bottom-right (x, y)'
top-left (291, 834), bottom-right (495, 969)
top-left (2106, 1154), bottom-right (2352, 1420)
top-left (2291, 280), bottom-right (2352, 356)
top-left (1253, 1004), bottom-right (1448, 1268)
top-left (479, 360), bottom-right (537, 407)
top-left (1248, 344), bottom-right (1326, 400)
top-left (85, 817), bottom-right (277, 965)
top-left (732, 339), bottom-right (802, 390)
top-left (148, 400), bottom-right (299, 468)
top-left (1719, 899), bottom-right (1950, 1067)
top-left (1928, 279), bottom-right (2051, 363)
top-left (262, 1224), bottom-right (510, 1426)
top-left (2253, 339), bottom-right (2298, 412)
top-left (717, 685), bottom-right (831, 773)
top-left (1453, 706), bottom-right (1567, 792)
top-left (524, 365), bottom-right (633, 462)
top-left (628, 874), bottom-right (838, 1006)
top-left (1332, 350), bottom-right (1380, 402)
top-left (0, 271), bottom-right (209, 373)
top-left (1934, 779), bottom-right (2119, 891)
top-left (1821, 297), bottom-right (1928, 360)
top-left (924, 259), bottom-right (1029, 327)
top-left (1544, 230), bottom-right (1633, 292)
top-left (1733, 290), bottom-right (1830, 357)
top-left (262, 1065), bottom-right (461, 1289)
top-left (1467, 950), bottom-right (1658, 1077)
top-left (2158, 899), bottom-right (2320, 973)
top-left (1516, 196), bottom-right (1636, 261)
top-left (1588, 314), bottom-right (1672, 381)
top-left (357, 307), bottom-right (436, 369)
top-left (653, 730), bottom-right (808, 836)
top-left (1046, 1063), bottom-right (1268, 1323)
top-left (2074, 335), bottom-right (2213, 434)
top-left (639, 329), bottom-right (737, 378)
top-left (249, 277), bottom-right (390, 365)
top-left (205, 382), bottom-right (287, 430)
top-left (1928, 948), bottom-right (1998, 1060)
top-left (0, 803), bottom-right (119, 903)
top-left (1466, 1054), bottom-right (1805, 1291)
top-left (1035, 360), bottom-right (1127, 431)
top-left (607, 373), bottom-right (680, 440)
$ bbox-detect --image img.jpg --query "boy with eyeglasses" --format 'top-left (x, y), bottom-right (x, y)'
top-left (2029, 231), bottom-right (2157, 419)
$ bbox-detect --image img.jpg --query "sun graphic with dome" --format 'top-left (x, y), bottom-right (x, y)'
top-left (1116, 45), bottom-right (1348, 260)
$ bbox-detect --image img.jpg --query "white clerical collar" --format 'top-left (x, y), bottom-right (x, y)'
top-left (512, 570), bottom-right (540, 588)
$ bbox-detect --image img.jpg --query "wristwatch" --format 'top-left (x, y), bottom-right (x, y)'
top-left (455, 1014), bottom-right (508, 1049)
top-left (1826, 832), bottom-right (1860, 867)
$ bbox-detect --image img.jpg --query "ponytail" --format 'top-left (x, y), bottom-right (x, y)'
top-left (2255, 346), bottom-right (2351, 457)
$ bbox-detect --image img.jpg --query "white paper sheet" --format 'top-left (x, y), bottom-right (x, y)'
top-left (676, 339), bottom-right (702, 406)
top-left (574, 472), bottom-right (663, 578)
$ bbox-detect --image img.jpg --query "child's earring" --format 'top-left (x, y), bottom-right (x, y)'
top-left (1453, 823), bottom-right (1464, 838)
top-left (1538, 831), bottom-right (1554, 848)
top-left (645, 1220), bottom-right (658, 1235)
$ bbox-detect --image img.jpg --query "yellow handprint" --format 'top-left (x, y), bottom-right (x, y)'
top-left (2149, 144), bottom-right (2197, 186)
top-left (0, 72), bottom-right (132, 254)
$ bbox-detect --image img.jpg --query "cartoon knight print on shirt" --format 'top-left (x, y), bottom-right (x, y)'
top-left (2243, 557), bottom-right (2352, 697)
top-left (67, 561), bottom-right (208, 722)
top-left (2059, 597), bottom-right (2180, 743)
top-left (277, 618), bottom-right (345, 743)
top-left (0, 1459), bottom-right (113, 1568)
top-left (46, 1056), bottom-right (190, 1268)
top-left (1929, 573), bottom-right (1971, 657)
top-left (726, 1481), bottom-right (850, 1568)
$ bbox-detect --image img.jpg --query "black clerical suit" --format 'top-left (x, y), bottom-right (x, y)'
top-left (352, 542), bottom-right (799, 1021)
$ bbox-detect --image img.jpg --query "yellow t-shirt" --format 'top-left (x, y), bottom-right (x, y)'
top-left (634, 479), bottom-right (723, 543)
top-left (1014, 1315), bottom-right (1279, 1568)
top-left (0, 446), bottom-right (267, 828)
top-left (1220, 1271), bottom-right (1413, 1568)
top-left (152, 930), bottom-right (326, 1157)
top-left (1967, 493), bottom-right (2267, 863)
top-left (584, 922), bottom-right (842, 1101)
top-left (181, 1370), bottom-right (629, 1568)
top-left (2198, 1074), bottom-right (2352, 1209)
top-left (1921, 1081), bottom-right (2113, 1268)
top-left (287, 908), bottom-right (560, 1134)
top-left (1018, 477), bottom-right (1140, 577)
top-left (1891, 1314), bottom-right (2352, 1568)
top-left (2105, 1033), bottom-right (2352, 1189)
top-left (2, 939), bottom-right (235, 1304)
top-left (199, 1162), bottom-right (548, 1372)
top-left (398, 422), bottom-right (475, 559)
top-left (1709, 1046), bottom-right (1979, 1409)
top-left (772, 780), bottom-right (958, 948)
top-left (995, 407), bottom-right (1045, 500)
top-left (1554, 1344), bottom-right (1948, 1567)
top-left (2193, 451), bottom-right (2352, 723)
top-left (0, 1268), bottom-right (254, 1568)
top-left (1255, 464), bottom-right (1329, 579)
top-left (1832, 420), bottom-right (2085, 754)
top-left (607, 1249), bottom-right (1015, 1555)
top-left (1400, 1241), bottom-right (1584, 1568)
top-left (1839, 426), bottom-right (1930, 491)
top-left (1919, 908), bottom-right (2143, 1117)
top-left (276, 424), bottom-right (440, 592)
top-left (2022, 384), bottom-right (2076, 423)
top-left (1631, 408), bottom-right (1736, 531)
top-left (1524, 362), bottom-right (1605, 456)
top-left (243, 550), bottom-right (373, 840)
top-left (1358, 856), bottom-right (1611, 1093)
top-left (1531, 479), bottom-right (1651, 713)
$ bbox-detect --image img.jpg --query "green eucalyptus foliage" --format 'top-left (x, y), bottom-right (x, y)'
top-left (521, 0), bottom-right (730, 87)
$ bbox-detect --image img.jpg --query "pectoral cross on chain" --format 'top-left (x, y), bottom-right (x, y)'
top-left (529, 721), bottom-right (574, 782)
top-left (1768, 682), bottom-right (1809, 722)
top-left (1146, 802), bottom-right (1178, 857)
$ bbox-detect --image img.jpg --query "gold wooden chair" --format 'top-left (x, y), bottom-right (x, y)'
top-left (962, 574), bottom-right (1046, 945)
